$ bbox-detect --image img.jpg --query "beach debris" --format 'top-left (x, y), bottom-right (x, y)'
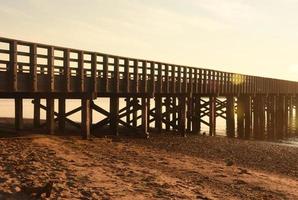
top-left (224, 158), bottom-right (234, 166)
top-left (21, 181), bottom-right (53, 199)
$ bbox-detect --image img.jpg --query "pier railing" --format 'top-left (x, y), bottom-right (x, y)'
top-left (0, 37), bottom-right (297, 97)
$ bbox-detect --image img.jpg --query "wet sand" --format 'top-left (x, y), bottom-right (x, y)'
top-left (0, 132), bottom-right (297, 199)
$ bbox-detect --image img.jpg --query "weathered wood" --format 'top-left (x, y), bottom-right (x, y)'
top-left (48, 47), bottom-right (54, 92)
top-left (64, 49), bottom-right (70, 92)
top-left (15, 97), bottom-right (23, 131)
top-left (81, 98), bottom-right (91, 139)
top-left (155, 96), bottom-right (162, 132)
top-left (30, 44), bottom-right (37, 91)
top-left (78, 51), bottom-right (85, 92)
top-left (110, 97), bottom-right (119, 136)
top-left (209, 96), bottom-right (216, 136)
top-left (296, 96), bottom-right (298, 135)
top-left (226, 96), bottom-right (235, 137)
top-left (9, 41), bottom-right (17, 91)
top-left (132, 97), bottom-right (138, 127)
top-left (141, 98), bottom-right (149, 138)
top-left (237, 96), bottom-right (244, 139)
top-left (33, 97), bottom-right (40, 128)
top-left (178, 96), bottom-right (186, 137)
top-left (46, 98), bottom-right (55, 134)
top-left (244, 95), bottom-right (252, 139)
top-left (58, 98), bottom-right (66, 132)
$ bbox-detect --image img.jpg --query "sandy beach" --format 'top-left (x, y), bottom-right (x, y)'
top-left (0, 130), bottom-right (297, 200)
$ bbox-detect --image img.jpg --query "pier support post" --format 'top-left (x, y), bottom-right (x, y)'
top-left (267, 96), bottom-right (277, 140)
top-left (141, 98), bottom-right (149, 138)
top-left (58, 98), bottom-right (66, 132)
top-left (237, 96), bottom-right (244, 139)
top-left (296, 96), bottom-right (298, 135)
top-left (132, 97), bottom-right (138, 127)
top-left (178, 96), bottom-right (186, 137)
top-left (81, 98), bottom-right (91, 139)
top-left (253, 95), bottom-right (265, 140)
top-left (33, 97), bottom-right (40, 128)
top-left (125, 98), bottom-right (130, 126)
top-left (46, 98), bottom-right (55, 134)
top-left (226, 96), bottom-right (235, 137)
top-left (187, 96), bottom-right (193, 133)
top-left (276, 95), bottom-right (286, 139)
top-left (209, 96), bottom-right (216, 136)
top-left (165, 97), bottom-right (171, 131)
top-left (155, 96), bottom-right (162, 133)
top-left (193, 96), bottom-right (201, 134)
top-left (15, 97), bottom-right (23, 131)
top-left (110, 97), bottom-right (119, 136)
top-left (244, 95), bottom-right (252, 139)
top-left (287, 96), bottom-right (293, 137)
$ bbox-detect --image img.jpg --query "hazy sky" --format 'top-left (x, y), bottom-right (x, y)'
top-left (1, 0), bottom-right (298, 81)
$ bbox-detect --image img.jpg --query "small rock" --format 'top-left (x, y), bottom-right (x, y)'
top-left (12, 185), bottom-right (21, 193)
top-left (225, 159), bottom-right (234, 166)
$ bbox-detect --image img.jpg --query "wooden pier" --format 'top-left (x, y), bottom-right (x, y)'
top-left (0, 37), bottom-right (298, 140)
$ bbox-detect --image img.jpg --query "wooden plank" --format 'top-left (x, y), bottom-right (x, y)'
top-left (48, 47), bottom-right (54, 92)
top-left (124, 58), bottom-right (129, 93)
top-left (91, 53), bottom-right (97, 93)
top-left (142, 61), bottom-right (147, 93)
top-left (30, 43), bottom-right (37, 92)
top-left (114, 57), bottom-right (119, 93)
top-left (194, 68), bottom-right (198, 94)
top-left (103, 55), bottom-right (108, 92)
top-left (157, 63), bottom-right (162, 93)
top-left (78, 51), bottom-right (85, 92)
top-left (188, 68), bottom-right (193, 94)
top-left (171, 65), bottom-right (176, 93)
top-left (9, 41), bottom-right (17, 92)
top-left (64, 49), bottom-right (70, 92)
top-left (150, 62), bottom-right (155, 94)
top-left (134, 60), bottom-right (139, 93)
top-left (165, 64), bottom-right (169, 93)
top-left (183, 67), bottom-right (187, 93)
top-left (177, 66), bottom-right (182, 93)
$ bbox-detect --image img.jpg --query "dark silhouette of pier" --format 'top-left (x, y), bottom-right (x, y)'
top-left (0, 37), bottom-right (297, 140)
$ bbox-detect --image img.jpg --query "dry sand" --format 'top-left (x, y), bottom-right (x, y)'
top-left (0, 132), bottom-right (297, 200)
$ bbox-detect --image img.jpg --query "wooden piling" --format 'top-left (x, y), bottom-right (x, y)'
top-left (33, 97), bottom-right (40, 128)
top-left (110, 97), bottom-right (119, 136)
top-left (155, 96), bottom-right (162, 133)
top-left (81, 98), bottom-right (91, 139)
top-left (178, 96), bottom-right (186, 137)
top-left (15, 98), bottom-right (23, 131)
top-left (46, 98), bottom-right (55, 134)
top-left (141, 98), bottom-right (149, 138)
top-left (58, 98), bottom-right (66, 132)
top-left (244, 95), bottom-right (252, 139)
top-left (193, 96), bottom-right (201, 134)
top-left (237, 96), bottom-right (244, 139)
top-left (209, 96), bottom-right (216, 136)
top-left (226, 96), bottom-right (235, 137)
